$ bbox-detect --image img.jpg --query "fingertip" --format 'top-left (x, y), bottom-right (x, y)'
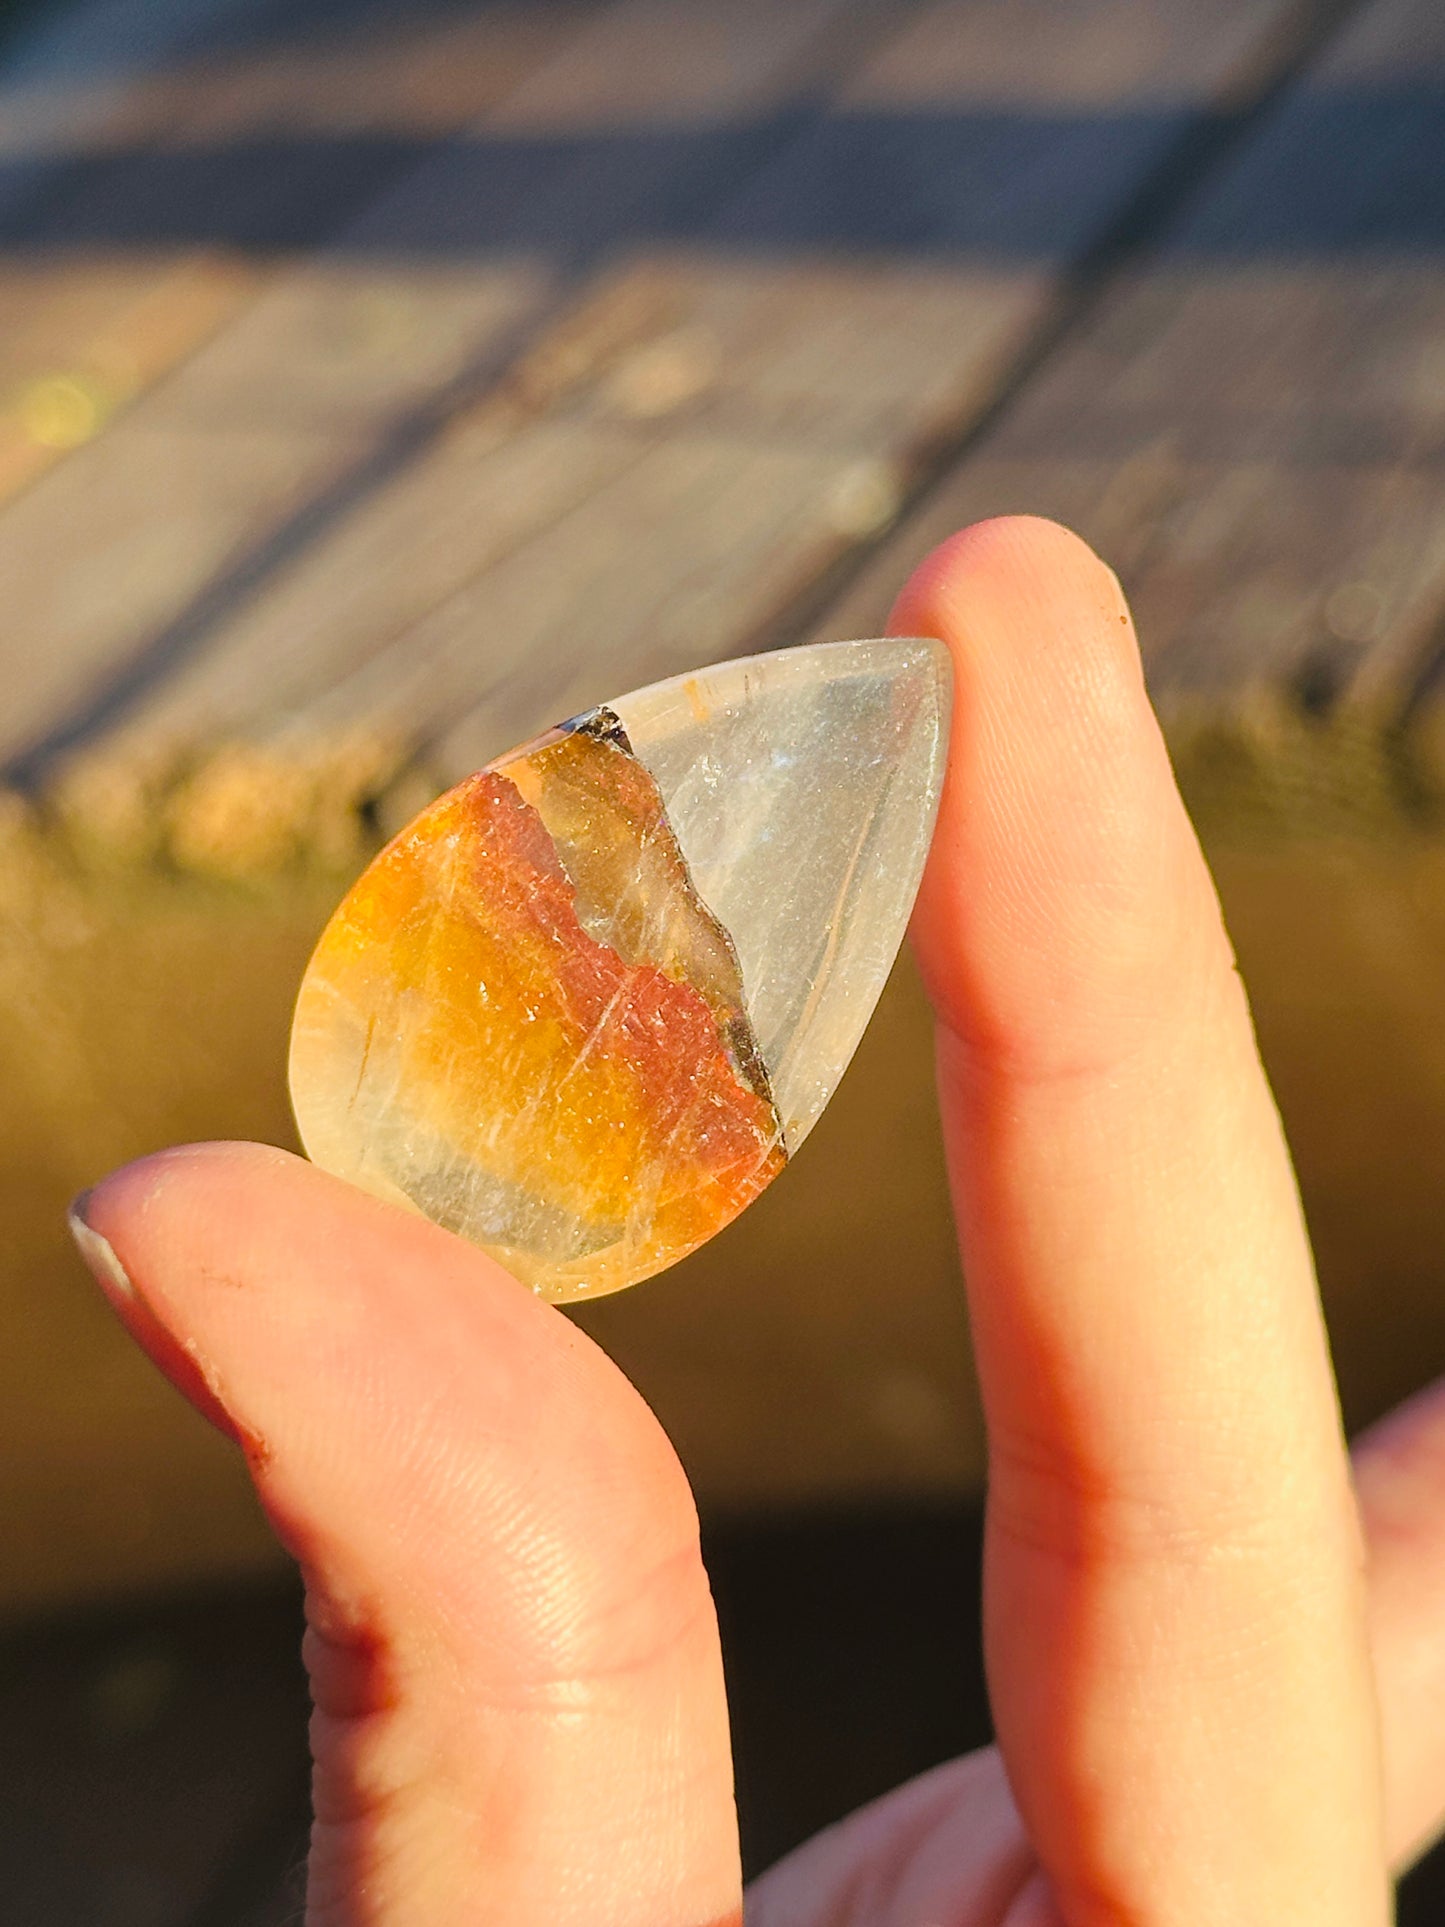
top-left (888, 514), bottom-right (1138, 678)
top-left (68, 1202), bottom-right (737, 1912)
top-left (891, 517), bottom-right (1226, 1075)
top-left (74, 1138), bottom-right (539, 1331)
top-left (74, 1138), bottom-right (307, 1256)
top-left (68, 1159), bottom-right (262, 1450)
top-left (68, 1144), bottom-right (703, 1671)
top-left (68, 1137), bottom-right (552, 1486)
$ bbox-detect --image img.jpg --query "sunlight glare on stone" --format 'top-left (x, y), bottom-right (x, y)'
top-left (288, 638), bottom-right (950, 1302)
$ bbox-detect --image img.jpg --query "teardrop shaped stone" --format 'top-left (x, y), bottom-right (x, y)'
top-left (289, 637), bottom-right (950, 1301)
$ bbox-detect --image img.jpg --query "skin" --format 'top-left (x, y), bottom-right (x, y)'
top-left (69, 517), bottom-right (1445, 1925)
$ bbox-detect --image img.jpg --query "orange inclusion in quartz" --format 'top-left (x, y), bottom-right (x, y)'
top-left (300, 757), bottom-right (785, 1292)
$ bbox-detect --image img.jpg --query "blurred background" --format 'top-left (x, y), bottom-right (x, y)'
top-left (1, 0), bottom-right (1443, 1916)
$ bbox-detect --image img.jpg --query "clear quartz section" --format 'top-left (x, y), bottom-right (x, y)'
top-left (610, 638), bottom-right (950, 1150)
top-left (289, 637), bottom-right (950, 1300)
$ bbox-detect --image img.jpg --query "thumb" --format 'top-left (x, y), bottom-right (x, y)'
top-left (69, 1141), bottom-right (741, 1927)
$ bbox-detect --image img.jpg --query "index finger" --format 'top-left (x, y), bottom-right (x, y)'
top-left (892, 518), bottom-right (1389, 1925)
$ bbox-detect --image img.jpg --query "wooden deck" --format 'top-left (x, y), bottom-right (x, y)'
top-left (2, 0), bottom-right (1444, 1914)
top-left (5, 0), bottom-right (1442, 780)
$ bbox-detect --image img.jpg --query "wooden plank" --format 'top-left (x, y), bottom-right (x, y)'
top-left (481, 0), bottom-right (886, 131)
top-left (1, 4), bottom-right (607, 252)
top-left (0, 254), bottom-right (256, 505)
top-left (825, 442), bottom-right (1445, 706)
top-left (0, 420), bottom-right (365, 767)
top-left (824, 0), bottom-right (1445, 713)
top-left (109, 413), bottom-right (859, 765)
top-left (0, 1), bottom-right (587, 180)
top-left (380, 0), bottom-right (1326, 772)
top-left (0, 0), bottom-right (255, 201)
top-left (0, 0), bottom-right (878, 782)
top-left (96, 0), bottom-right (1310, 780)
top-left (0, 0), bottom-right (271, 509)
top-left (0, 3), bottom-right (605, 514)
top-left (849, 0), bottom-right (1271, 103)
top-left (95, 4), bottom-right (603, 146)
top-left (137, 0), bottom-right (871, 437)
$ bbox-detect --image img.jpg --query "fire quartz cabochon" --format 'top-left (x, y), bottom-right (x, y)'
top-left (288, 637), bottom-right (951, 1301)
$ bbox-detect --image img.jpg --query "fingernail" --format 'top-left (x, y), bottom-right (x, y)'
top-left (66, 1189), bottom-right (255, 1455)
top-left (67, 1192), bottom-right (137, 1309)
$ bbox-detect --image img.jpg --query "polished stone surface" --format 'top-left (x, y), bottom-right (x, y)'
top-left (290, 638), bottom-right (950, 1299)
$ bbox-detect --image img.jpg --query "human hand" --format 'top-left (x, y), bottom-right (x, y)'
top-left (69, 519), bottom-right (1445, 1925)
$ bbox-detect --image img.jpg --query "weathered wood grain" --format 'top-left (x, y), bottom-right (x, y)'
top-left (0, 3), bottom-right (603, 519)
top-left (0, 0), bottom-right (885, 783)
top-left (403, 0), bottom-right (1339, 771)
top-left (84, 0), bottom-right (1314, 785)
top-left (0, 420), bottom-right (365, 767)
top-left (0, 0), bottom-right (253, 197)
top-left (0, 0), bottom-right (267, 509)
top-left (94, 5), bottom-right (600, 146)
top-left (0, 254), bottom-right (258, 506)
top-left (139, 0), bottom-right (876, 438)
top-left (825, 0), bottom-right (1445, 714)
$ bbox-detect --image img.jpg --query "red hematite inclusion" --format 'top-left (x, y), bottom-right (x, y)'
top-left (290, 735), bottom-right (785, 1297)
